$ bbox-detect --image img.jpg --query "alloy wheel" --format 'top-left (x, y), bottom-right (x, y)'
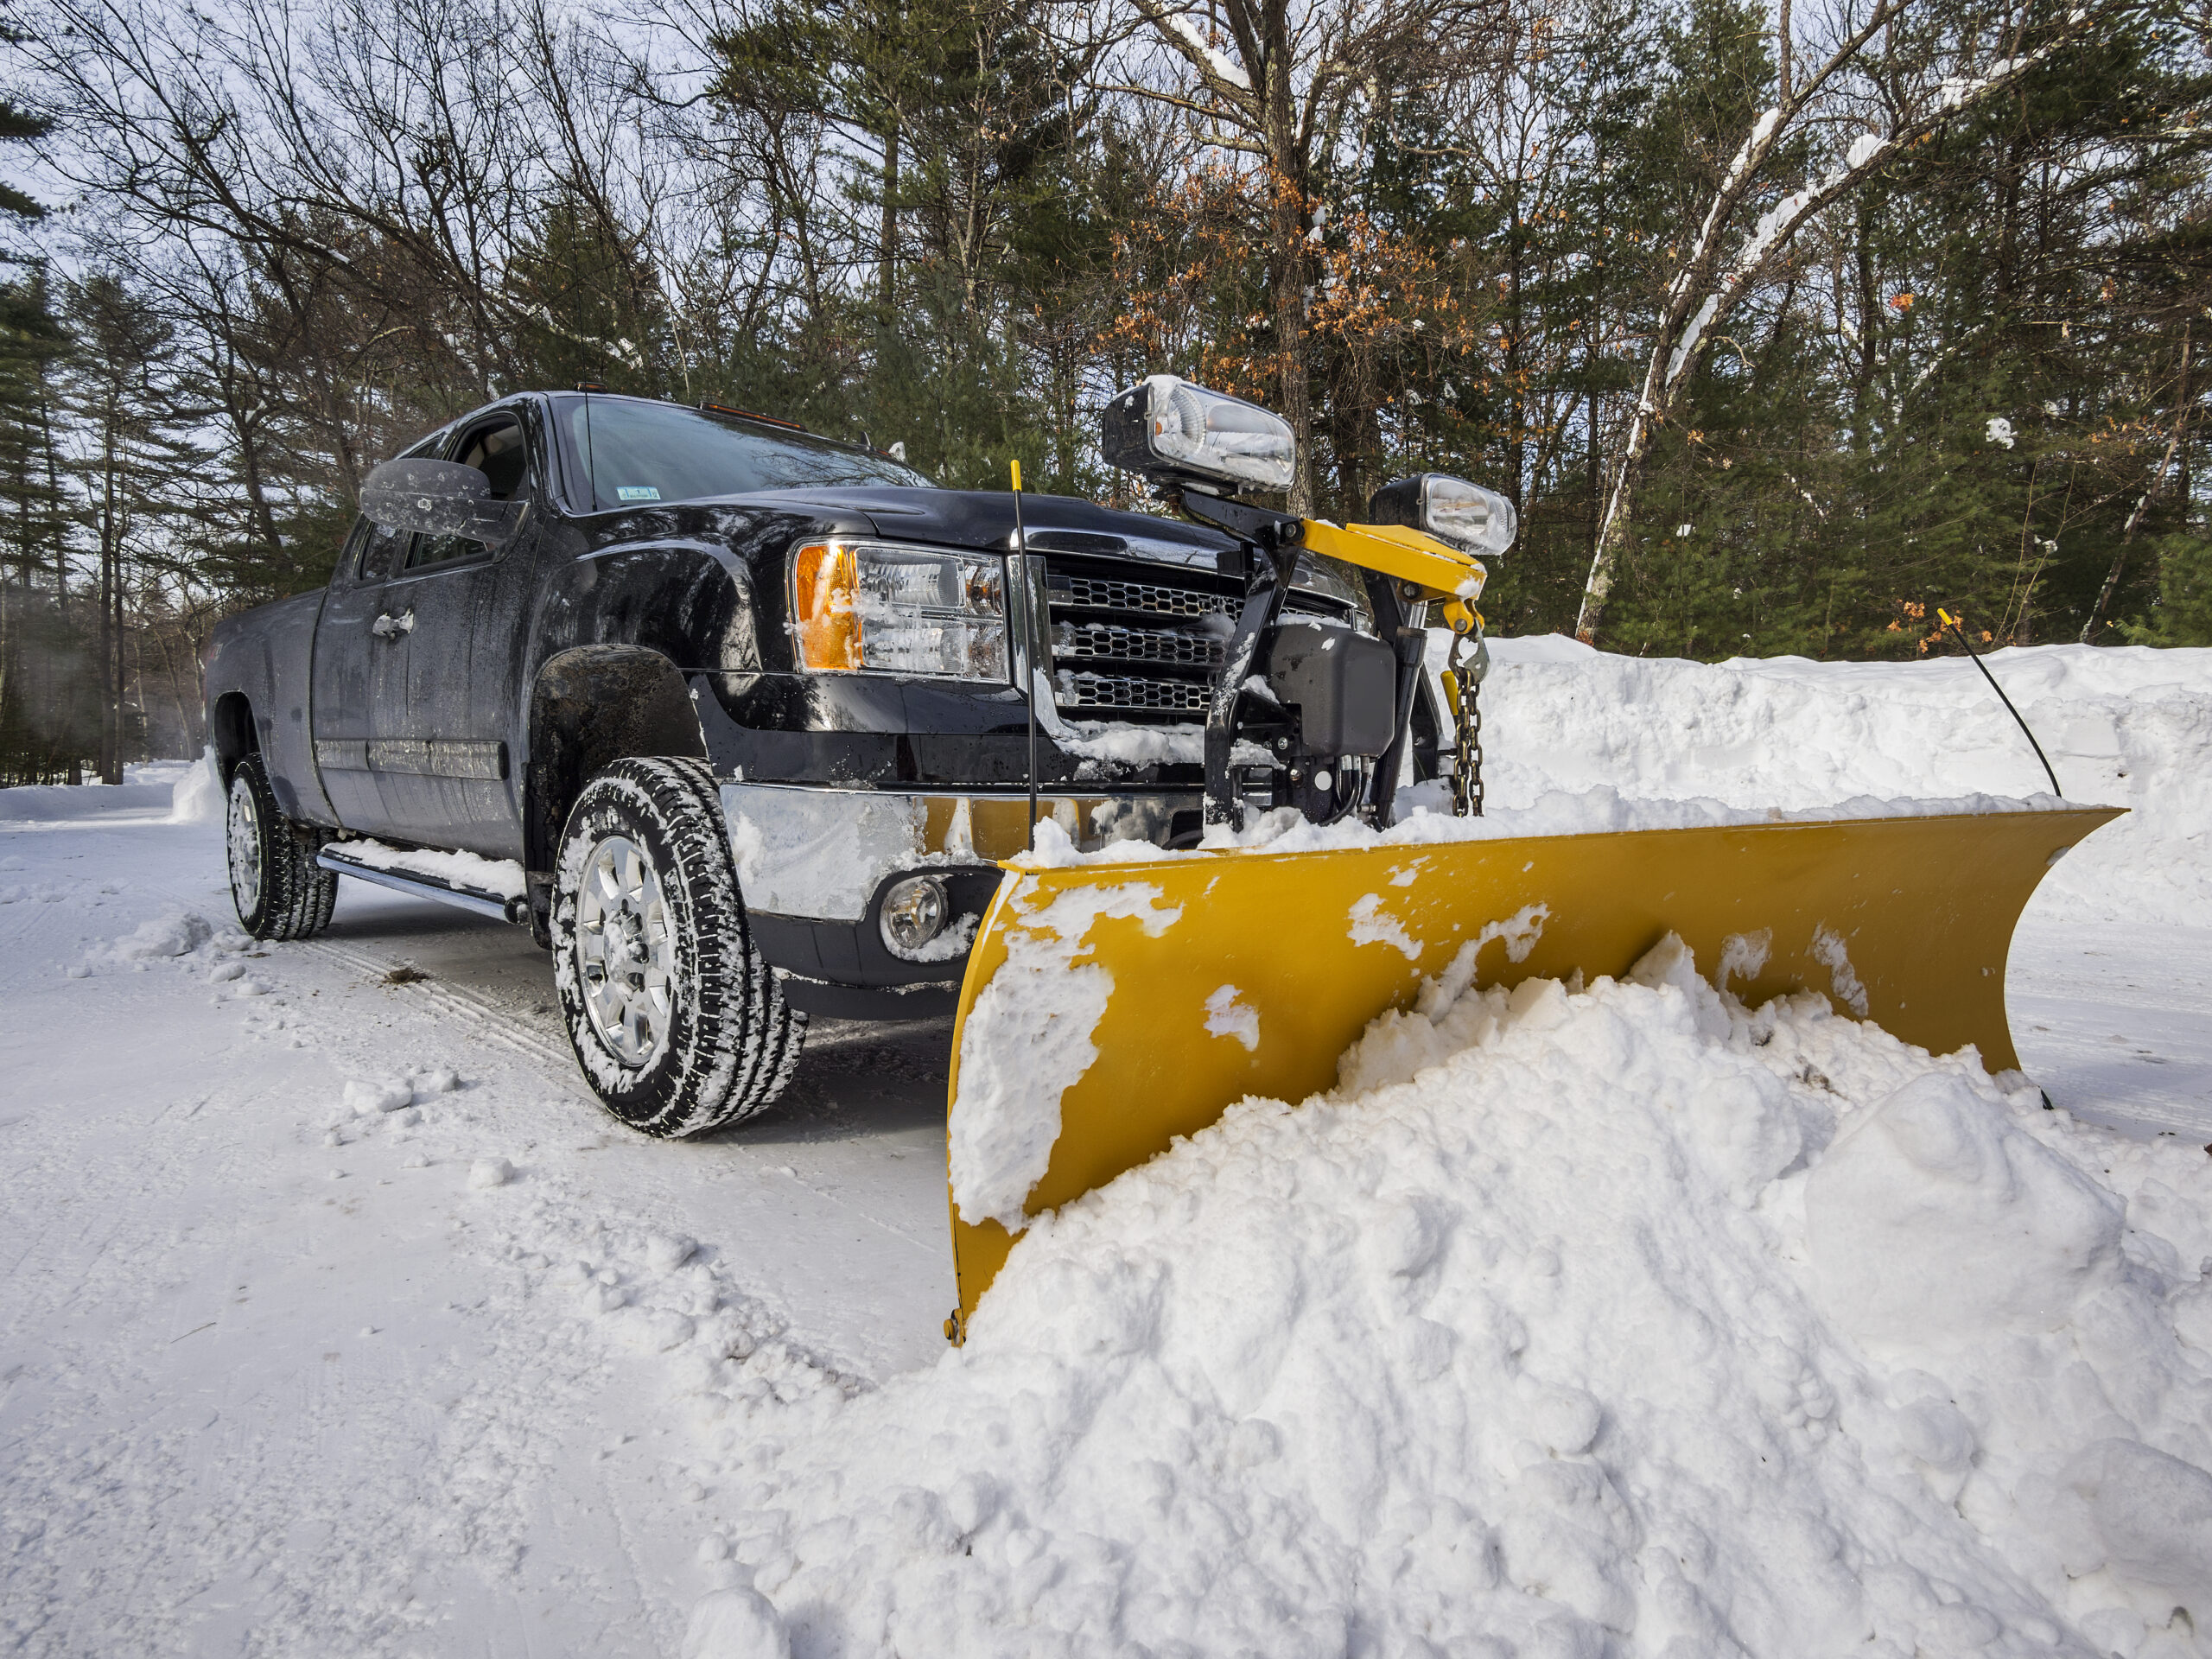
top-left (573, 834), bottom-right (676, 1065)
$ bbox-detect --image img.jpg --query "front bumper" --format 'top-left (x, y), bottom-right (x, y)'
top-left (722, 782), bottom-right (1203, 1019)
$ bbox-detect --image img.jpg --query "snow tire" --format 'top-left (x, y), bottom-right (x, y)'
top-left (226, 753), bottom-right (336, 943)
top-left (552, 756), bottom-right (805, 1137)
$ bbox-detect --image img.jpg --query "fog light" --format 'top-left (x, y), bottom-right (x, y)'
top-left (880, 875), bottom-right (949, 957)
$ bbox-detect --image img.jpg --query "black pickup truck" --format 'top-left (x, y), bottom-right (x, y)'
top-left (207, 383), bottom-right (1491, 1135)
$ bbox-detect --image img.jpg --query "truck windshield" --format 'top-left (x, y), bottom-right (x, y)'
top-left (556, 397), bottom-right (930, 510)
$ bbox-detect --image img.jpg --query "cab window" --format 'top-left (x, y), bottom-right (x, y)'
top-left (406, 415), bottom-right (529, 571)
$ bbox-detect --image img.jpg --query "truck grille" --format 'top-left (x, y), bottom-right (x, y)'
top-left (1054, 671), bottom-right (1212, 715)
top-left (1043, 556), bottom-right (1237, 722)
top-left (1041, 551), bottom-right (1355, 723)
top-left (1049, 570), bottom-right (1236, 620)
top-left (1052, 620), bottom-right (1228, 670)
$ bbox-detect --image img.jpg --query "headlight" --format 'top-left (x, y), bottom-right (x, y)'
top-left (1100, 375), bottom-right (1295, 494)
top-left (790, 539), bottom-right (1008, 680)
top-left (1287, 552), bottom-right (1375, 629)
top-left (1367, 473), bottom-right (1517, 557)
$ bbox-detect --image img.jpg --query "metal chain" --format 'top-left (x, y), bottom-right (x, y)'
top-left (1442, 630), bottom-right (1485, 818)
top-left (1465, 664), bottom-right (1484, 818)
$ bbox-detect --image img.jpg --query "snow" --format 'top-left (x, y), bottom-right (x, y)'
top-left (1202, 983), bottom-right (1261, 1052)
top-left (1159, 11), bottom-right (1250, 91)
top-left (336, 836), bottom-right (529, 901)
top-left (1472, 638), bottom-right (2212, 925)
top-left (168, 747), bottom-right (223, 823)
top-left (1055, 715), bottom-right (1273, 772)
top-left (3, 634), bottom-right (2210, 1657)
top-left (947, 880), bottom-right (1185, 1231)
top-left (678, 936), bottom-right (2212, 1656)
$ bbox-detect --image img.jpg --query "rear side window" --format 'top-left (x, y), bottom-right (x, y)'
top-left (349, 518), bottom-right (407, 584)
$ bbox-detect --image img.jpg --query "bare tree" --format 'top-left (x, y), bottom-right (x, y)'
top-left (1103, 0), bottom-right (1510, 510)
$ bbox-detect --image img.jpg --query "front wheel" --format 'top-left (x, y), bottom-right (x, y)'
top-left (551, 757), bottom-right (805, 1137)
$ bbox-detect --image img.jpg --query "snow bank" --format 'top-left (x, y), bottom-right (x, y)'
top-left (682, 941), bottom-right (2212, 1658)
top-left (0, 779), bottom-right (177, 822)
top-left (1478, 638), bottom-right (2212, 925)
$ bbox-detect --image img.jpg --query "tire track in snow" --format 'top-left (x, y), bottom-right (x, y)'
top-left (291, 931), bottom-right (576, 1076)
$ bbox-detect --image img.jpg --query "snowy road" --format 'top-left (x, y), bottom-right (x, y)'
top-left (3, 782), bottom-right (2207, 1656)
top-left (2, 793), bottom-right (955, 1656)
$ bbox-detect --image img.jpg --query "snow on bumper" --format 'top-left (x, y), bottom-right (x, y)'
top-left (717, 782), bottom-right (1198, 922)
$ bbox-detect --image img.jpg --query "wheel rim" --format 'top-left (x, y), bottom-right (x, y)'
top-left (573, 834), bottom-right (676, 1067)
top-left (227, 779), bottom-right (262, 914)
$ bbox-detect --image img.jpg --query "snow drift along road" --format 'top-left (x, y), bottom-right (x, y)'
top-left (1473, 638), bottom-right (2212, 925)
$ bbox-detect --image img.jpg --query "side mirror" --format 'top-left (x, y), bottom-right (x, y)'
top-left (359, 458), bottom-right (525, 545)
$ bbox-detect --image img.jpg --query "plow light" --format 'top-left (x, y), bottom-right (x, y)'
top-left (1368, 473), bottom-right (1518, 557)
top-left (1101, 376), bottom-right (1295, 495)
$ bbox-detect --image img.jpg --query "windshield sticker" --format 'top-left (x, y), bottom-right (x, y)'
top-left (616, 486), bottom-right (661, 501)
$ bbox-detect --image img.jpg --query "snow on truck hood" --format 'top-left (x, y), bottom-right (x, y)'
top-left (682, 932), bottom-right (2212, 1659)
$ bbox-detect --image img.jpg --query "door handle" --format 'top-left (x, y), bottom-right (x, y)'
top-left (372, 610), bottom-right (415, 639)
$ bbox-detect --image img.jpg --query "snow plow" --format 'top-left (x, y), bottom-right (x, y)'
top-left (942, 377), bottom-right (2121, 1332)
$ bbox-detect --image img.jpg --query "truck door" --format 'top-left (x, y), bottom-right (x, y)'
top-left (309, 516), bottom-right (415, 838)
top-left (368, 411), bottom-right (537, 858)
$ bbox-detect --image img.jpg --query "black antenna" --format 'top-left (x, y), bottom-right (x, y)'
top-left (1013, 460), bottom-right (1039, 849)
top-left (1938, 607), bottom-right (2063, 798)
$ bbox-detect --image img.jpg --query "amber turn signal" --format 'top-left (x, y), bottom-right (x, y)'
top-left (791, 542), bottom-right (861, 670)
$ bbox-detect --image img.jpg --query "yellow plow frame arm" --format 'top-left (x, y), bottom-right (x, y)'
top-left (1300, 518), bottom-right (1484, 636)
top-left (944, 806), bottom-right (2119, 1328)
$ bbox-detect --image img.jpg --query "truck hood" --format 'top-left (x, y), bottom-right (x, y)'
top-left (760, 486), bottom-right (1235, 572)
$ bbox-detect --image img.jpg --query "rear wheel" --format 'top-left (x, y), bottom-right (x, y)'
top-left (551, 757), bottom-right (804, 1136)
top-left (226, 754), bottom-right (336, 942)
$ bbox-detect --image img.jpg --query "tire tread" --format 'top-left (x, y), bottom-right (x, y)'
top-left (551, 757), bottom-right (804, 1138)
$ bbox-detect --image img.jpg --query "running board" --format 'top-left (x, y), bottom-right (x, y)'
top-left (315, 844), bottom-right (530, 925)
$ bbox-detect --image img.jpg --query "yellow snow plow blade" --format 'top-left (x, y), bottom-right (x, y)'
top-left (944, 805), bottom-right (2119, 1328)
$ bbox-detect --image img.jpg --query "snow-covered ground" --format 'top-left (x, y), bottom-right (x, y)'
top-left (2, 642), bottom-right (2208, 1658)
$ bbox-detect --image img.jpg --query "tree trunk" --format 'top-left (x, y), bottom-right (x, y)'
top-left (879, 115), bottom-right (900, 320)
top-left (2082, 327), bottom-right (2191, 641)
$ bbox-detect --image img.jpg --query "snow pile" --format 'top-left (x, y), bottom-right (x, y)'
top-left (682, 940), bottom-right (2212, 1658)
top-left (167, 747), bottom-right (223, 824)
top-left (1476, 638), bottom-right (2212, 925)
top-left (107, 908), bottom-right (215, 961)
